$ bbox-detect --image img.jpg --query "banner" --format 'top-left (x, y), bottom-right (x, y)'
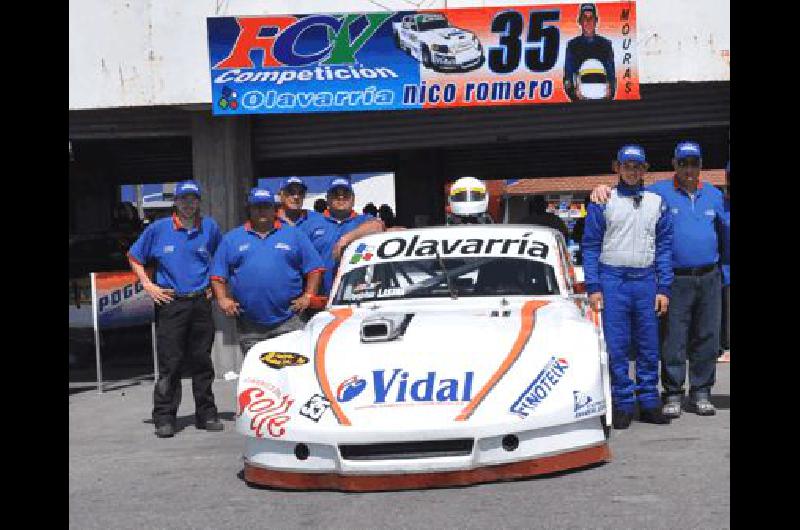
top-left (207, 2), bottom-right (639, 115)
top-left (92, 271), bottom-right (154, 330)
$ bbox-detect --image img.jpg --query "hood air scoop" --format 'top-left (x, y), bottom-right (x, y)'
top-left (360, 313), bottom-right (414, 343)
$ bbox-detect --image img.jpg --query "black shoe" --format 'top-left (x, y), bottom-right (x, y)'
top-left (196, 417), bottom-right (224, 431)
top-left (612, 410), bottom-right (633, 430)
top-left (639, 407), bottom-right (671, 424)
top-left (155, 423), bottom-right (175, 438)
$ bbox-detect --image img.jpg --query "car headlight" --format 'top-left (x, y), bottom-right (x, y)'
top-left (432, 44), bottom-right (450, 53)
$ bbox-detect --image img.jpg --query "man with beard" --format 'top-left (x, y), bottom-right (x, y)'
top-left (211, 188), bottom-right (324, 355)
top-left (128, 180), bottom-right (223, 438)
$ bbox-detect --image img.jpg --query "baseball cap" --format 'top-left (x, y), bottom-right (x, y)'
top-left (617, 144), bottom-right (646, 163)
top-left (579, 3), bottom-right (597, 18)
top-left (175, 180), bottom-right (202, 198)
top-left (280, 176), bottom-right (307, 191)
top-left (674, 141), bottom-right (702, 159)
top-left (247, 187), bottom-right (275, 206)
top-left (327, 177), bottom-right (354, 194)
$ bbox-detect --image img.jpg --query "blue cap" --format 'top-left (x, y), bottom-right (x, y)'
top-left (617, 144), bottom-right (646, 163)
top-left (675, 141), bottom-right (702, 159)
top-left (327, 177), bottom-right (353, 194)
top-left (175, 180), bottom-right (202, 198)
top-left (247, 187), bottom-right (275, 205)
top-left (280, 176), bottom-right (307, 191)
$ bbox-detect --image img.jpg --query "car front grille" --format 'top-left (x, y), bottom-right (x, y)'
top-left (339, 439), bottom-right (474, 460)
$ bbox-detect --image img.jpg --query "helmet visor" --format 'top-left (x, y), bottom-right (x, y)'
top-left (450, 188), bottom-right (486, 202)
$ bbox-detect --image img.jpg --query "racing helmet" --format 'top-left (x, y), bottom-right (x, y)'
top-left (577, 58), bottom-right (609, 99)
top-left (449, 177), bottom-right (488, 216)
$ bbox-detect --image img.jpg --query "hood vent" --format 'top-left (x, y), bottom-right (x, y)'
top-left (360, 313), bottom-right (414, 343)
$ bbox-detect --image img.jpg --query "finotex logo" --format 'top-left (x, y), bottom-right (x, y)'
top-left (214, 13), bottom-right (393, 69)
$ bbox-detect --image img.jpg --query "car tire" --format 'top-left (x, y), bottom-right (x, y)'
top-left (422, 45), bottom-right (432, 69)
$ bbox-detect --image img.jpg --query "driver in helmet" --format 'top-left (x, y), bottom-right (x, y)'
top-left (445, 177), bottom-right (494, 225)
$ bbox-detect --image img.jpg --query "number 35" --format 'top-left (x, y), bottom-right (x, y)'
top-left (488, 10), bottom-right (560, 74)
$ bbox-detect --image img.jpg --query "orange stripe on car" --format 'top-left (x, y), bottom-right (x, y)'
top-left (455, 300), bottom-right (549, 421)
top-left (315, 307), bottom-right (354, 426)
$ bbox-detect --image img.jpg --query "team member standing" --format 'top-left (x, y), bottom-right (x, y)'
top-left (583, 145), bottom-right (673, 429)
top-left (589, 142), bottom-right (729, 417)
top-left (211, 188), bottom-right (325, 355)
top-left (128, 180), bottom-right (223, 439)
top-left (317, 178), bottom-right (385, 295)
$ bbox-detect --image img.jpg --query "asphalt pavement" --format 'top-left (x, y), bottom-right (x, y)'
top-left (69, 364), bottom-right (730, 529)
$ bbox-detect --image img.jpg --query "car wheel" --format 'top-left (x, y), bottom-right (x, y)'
top-left (601, 414), bottom-right (611, 440)
top-left (422, 46), bottom-right (432, 69)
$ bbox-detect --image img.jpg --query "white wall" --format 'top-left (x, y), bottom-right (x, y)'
top-left (69, 0), bottom-right (729, 110)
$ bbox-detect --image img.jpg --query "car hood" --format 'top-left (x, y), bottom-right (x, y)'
top-left (426, 27), bottom-right (473, 43)
top-left (238, 299), bottom-right (604, 440)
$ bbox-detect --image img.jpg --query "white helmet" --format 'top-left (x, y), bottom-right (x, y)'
top-left (577, 58), bottom-right (608, 100)
top-left (449, 177), bottom-right (488, 216)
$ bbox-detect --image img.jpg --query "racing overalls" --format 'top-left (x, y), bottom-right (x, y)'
top-left (582, 183), bottom-right (673, 413)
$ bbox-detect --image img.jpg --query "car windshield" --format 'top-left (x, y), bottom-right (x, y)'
top-left (418, 18), bottom-right (449, 31)
top-left (332, 257), bottom-right (559, 304)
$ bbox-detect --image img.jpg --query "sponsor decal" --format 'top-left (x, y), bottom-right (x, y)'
top-left (313, 228), bottom-right (326, 237)
top-left (349, 243), bottom-right (375, 264)
top-left (337, 375), bottom-right (368, 402)
top-left (275, 242), bottom-right (292, 250)
top-left (163, 245), bottom-right (175, 253)
top-left (509, 356), bottom-right (569, 418)
top-left (299, 393), bottom-right (331, 422)
top-left (218, 85), bottom-right (239, 110)
top-left (573, 390), bottom-right (606, 419)
top-left (259, 351), bottom-right (310, 369)
top-left (374, 234), bottom-right (549, 261)
top-left (337, 369), bottom-right (474, 406)
top-left (238, 386), bottom-right (294, 438)
top-left (239, 243), bottom-right (250, 252)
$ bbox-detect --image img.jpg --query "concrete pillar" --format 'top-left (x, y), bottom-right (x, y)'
top-left (191, 112), bottom-right (254, 377)
top-left (394, 150), bottom-right (446, 228)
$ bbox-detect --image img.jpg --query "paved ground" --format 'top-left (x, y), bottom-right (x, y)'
top-left (69, 364), bottom-right (729, 529)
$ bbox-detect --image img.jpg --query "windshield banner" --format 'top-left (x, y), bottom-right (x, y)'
top-left (207, 2), bottom-right (639, 115)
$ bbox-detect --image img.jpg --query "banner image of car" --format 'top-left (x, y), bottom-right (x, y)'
top-left (207, 2), bottom-right (640, 115)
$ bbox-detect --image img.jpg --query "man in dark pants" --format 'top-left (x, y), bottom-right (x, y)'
top-left (128, 180), bottom-right (223, 438)
top-left (589, 142), bottom-right (729, 417)
top-left (211, 188), bottom-right (325, 355)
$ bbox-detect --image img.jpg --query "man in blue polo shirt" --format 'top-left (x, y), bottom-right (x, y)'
top-left (211, 188), bottom-right (325, 355)
top-left (128, 180), bottom-right (223, 438)
top-left (315, 178), bottom-right (385, 296)
top-left (590, 141), bottom-right (729, 418)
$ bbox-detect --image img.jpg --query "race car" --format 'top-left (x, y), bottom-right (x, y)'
top-left (237, 225), bottom-right (612, 491)
top-left (392, 13), bottom-right (484, 71)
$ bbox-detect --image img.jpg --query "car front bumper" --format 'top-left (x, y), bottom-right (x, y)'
top-left (242, 416), bottom-right (609, 491)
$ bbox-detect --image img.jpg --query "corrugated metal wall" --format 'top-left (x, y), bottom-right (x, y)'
top-left (252, 82), bottom-right (729, 177)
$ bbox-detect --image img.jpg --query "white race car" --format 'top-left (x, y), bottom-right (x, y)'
top-left (238, 225), bottom-right (612, 491)
top-left (392, 13), bottom-right (484, 71)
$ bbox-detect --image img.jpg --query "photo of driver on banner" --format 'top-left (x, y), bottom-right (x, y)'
top-left (563, 3), bottom-right (616, 101)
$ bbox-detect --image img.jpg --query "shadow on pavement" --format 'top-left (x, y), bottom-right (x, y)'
top-left (710, 394), bottom-right (730, 410)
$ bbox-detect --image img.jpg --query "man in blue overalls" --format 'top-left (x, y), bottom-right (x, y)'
top-left (583, 145), bottom-right (674, 429)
